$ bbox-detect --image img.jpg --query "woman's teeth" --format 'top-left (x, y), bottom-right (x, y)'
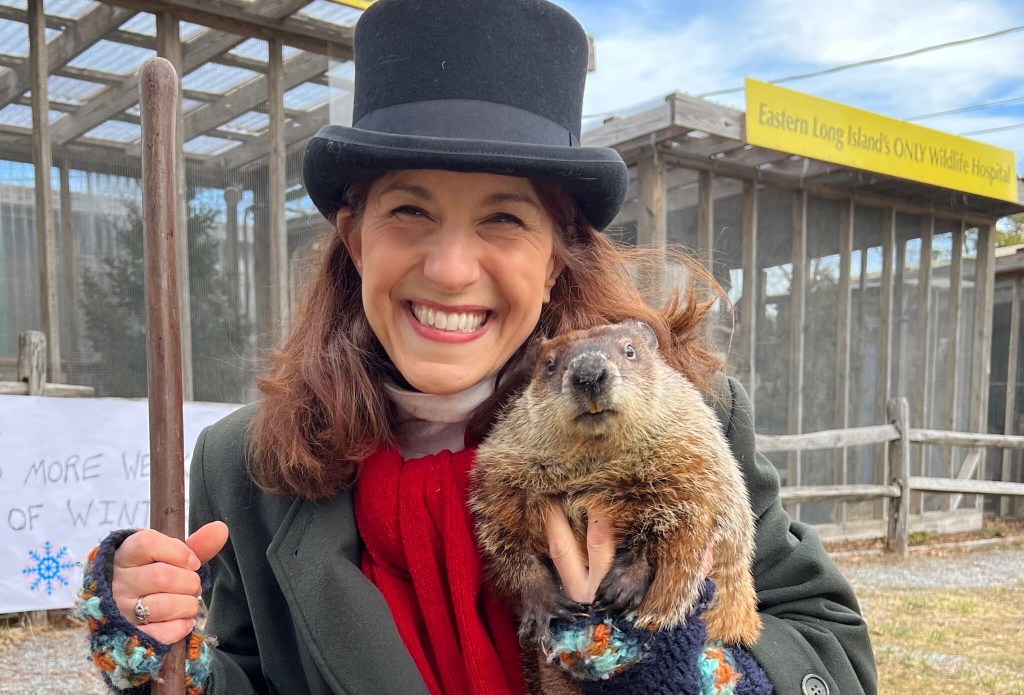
top-left (411, 304), bottom-right (487, 332)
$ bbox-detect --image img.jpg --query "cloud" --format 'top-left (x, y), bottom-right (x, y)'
top-left (578, 0), bottom-right (1024, 163)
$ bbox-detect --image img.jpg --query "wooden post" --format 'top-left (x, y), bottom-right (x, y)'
top-left (834, 200), bottom-right (854, 524)
top-left (58, 164), bottom-right (78, 368)
top-left (268, 37), bottom-right (289, 341)
top-left (913, 218), bottom-right (933, 513)
top-left (156, 12), bottom-right (193, 401)
top-left (18, 330), bottom-right (47, 396)
top-left (28, 0), bottom-right (62, 383)
top-left (740, 181), bottom-right (758, 405)
top-left (787, 191), bottom-right (807, 517)
top-left (224, 186), bottom-right (241, 322)
top-left (697, 170), bottom-right (714, 278)
top-left (945, 223), bottom-right (963, 511)
top-left (1002, 276), bottom-right (1021, 517)
top-left (876, 209), bottom-right (896, 504)
top-left (887, 397), bottom-right (911, 557)
top-left (139, 57), bottom-right (186, 694)
top-left (637, 155), bottom-right (666, 298)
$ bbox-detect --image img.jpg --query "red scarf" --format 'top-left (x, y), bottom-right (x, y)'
top-left (353, 446), bottom-right (527, 695)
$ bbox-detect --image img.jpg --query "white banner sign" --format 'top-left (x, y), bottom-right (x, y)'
top-left (0, 395), bottom-right (240, 613)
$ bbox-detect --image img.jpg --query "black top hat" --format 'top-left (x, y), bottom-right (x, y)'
top-left (302, 0), bottom-right (628, 230)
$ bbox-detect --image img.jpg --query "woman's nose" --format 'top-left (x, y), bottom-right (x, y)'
top-left (422, 226), bottom-right (481, 292)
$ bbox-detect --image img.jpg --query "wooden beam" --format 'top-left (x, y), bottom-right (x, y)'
top-left (670, 92), bottom-right (743, 140)
top-left (654, 150), bottom-right (1002, 229)
top-left (29, 0), bottom-right (62, 382)
top-left (834, 199), bottom-right (854, 523)
top-left (184, 51), bottom-right (327, 138)
top-left (876, 209), bottom-right (896, 496)
top-left (787, 191), bottom-right (807, 512)
top-left (268, 37), bottom-right (289, 341)
top-left (739, 181), bottom-right (758, 404)
top-left (0, 3), bottom-right (135, 110)
top-left (217, 103), bottom-right (324, 172)
top-left (156, 12), bottom-right (193, 400)
top-left (757, 424), bottom-right (899, 452)
top-left (1002, 276), bottom-right (1021, 517)
top-left (101, 0), bottom-right (354, 57)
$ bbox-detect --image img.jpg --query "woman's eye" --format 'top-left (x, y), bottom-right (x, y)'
top-left (624, 344), bottom-right (636, 359)
top-left (487, 212), bottom-right (524, 226)
top-left (393, 205), bottom-right (426, 218)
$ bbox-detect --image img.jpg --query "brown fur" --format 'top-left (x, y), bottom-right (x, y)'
top-left (470, 320), bottom-right (761, 647)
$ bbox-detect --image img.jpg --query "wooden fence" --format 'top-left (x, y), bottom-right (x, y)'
top-left (757, 397), bottom-right (1024, 557)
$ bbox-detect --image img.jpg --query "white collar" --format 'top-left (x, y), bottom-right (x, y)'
top-left (385, 375), bottom-right (497, 458)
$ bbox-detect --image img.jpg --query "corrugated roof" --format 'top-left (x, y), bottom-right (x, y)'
top-left (69, 40), bottom-right (153, 75)
top-left (45, 0), bottom-right (97, 20)
top-left (220, 110), bottom-right (269, 135)
top-left (228, 37), bottom-right (301, 63)
top-left (181, 21), bottom-right (208, 42)
top-left (284, 82), bottom-right (330, 111)
top-left (0, 102), bottom-right (64, 127)
top-left (184, 134), bottom-right (240, 156)
top-left (83, 119), bottom-right (141, 143)
top-left (46, 75), bottom-right (106, 105)
top-left (182, 62), bottom-right (259, 96)
top-left (0, 18), bottom-right (60, 57)
top-left (118, 13), bottom-right (154, 36)
top-left (297, 0), bottom-right (360, 27)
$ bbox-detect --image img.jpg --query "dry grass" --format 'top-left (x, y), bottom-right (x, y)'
top-left (857, 583), bottom-right (1024, 694)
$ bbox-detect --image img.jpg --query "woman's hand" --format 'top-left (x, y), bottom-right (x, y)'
top-left (111, 521), bottom-right (229, 644)
top-left (544, 502), bottom-right (715, 605)
top-left (544, 503), bottom-right (616, 604)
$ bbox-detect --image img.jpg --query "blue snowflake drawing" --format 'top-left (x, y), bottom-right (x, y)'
top-left (22, 541), bottom-right (76, 595)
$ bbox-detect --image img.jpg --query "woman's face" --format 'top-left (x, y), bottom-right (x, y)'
top-left (340, 170), bottom-right (563, 395)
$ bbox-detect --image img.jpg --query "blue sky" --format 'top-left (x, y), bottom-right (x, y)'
top-left (558, 0), bottom-right (1024, 173)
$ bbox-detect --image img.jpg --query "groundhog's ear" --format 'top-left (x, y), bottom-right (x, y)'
top-left (624, 320), bottom-right (658, 350)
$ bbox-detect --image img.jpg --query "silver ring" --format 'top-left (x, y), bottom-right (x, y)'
top-left (134, 596), bottom-right (151, 625)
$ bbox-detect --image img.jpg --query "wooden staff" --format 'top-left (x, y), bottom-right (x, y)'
top-left (139, 56), bottom-right (187, 693)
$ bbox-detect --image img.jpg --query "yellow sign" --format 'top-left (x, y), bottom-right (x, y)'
top-left (745, 78), bottom-right (1018, 203)
top-left (326, 0), bottom-right (375, 10)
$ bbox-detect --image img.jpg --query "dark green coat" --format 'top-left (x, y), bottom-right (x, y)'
top-left (189, 377), bottom-right (877, 694)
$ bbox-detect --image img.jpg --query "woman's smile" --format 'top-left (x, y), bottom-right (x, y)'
top-left (406, 300), bottom-right (492, 342)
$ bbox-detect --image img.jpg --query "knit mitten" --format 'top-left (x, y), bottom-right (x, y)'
top-left (544, 580), bottom-right (773, 695)
top-left (73, 529), bottom-right (213, 694)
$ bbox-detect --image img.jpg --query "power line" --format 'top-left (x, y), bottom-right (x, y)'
top-left (958, 122), bottom-right (1024, 137)
top-left (907, 95), bottom-right (1024, 122)
top-left (697, 24), bottom-right (1024, 98)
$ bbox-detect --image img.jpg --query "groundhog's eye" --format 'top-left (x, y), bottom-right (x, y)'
top-left (624, 344), bottom-right (636, 359)
top-left (546, 357), bottom-right (557, 374)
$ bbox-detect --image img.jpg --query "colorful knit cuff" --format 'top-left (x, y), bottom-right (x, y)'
top-left (544, 580), bottom-right (773, 695)
top-left (73, 528), bottom-right (214, 694)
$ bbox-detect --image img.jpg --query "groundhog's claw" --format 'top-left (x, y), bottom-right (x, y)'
top-left (593, 549), bottom-right (653, 616)
top-left (518, 586), bottom-right (589, 642)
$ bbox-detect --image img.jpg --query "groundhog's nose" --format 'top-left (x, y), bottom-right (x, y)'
top-left (571, 354), bottom-right (609, 395)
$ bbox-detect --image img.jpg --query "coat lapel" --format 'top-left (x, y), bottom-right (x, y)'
top-left (267, 492), bottom-right (431, 695)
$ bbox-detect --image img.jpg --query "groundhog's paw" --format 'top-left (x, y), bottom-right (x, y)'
top-left (518, 585), bottom-right (589, 643)
top-left (593, 549), bottom-right (653, 616)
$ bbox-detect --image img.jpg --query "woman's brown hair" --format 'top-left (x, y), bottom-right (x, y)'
top-left (247, 177), bottom-right (727, 499)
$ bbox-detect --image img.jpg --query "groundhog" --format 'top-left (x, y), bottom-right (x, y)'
top-left (470, 320), bottom-right (761, 647)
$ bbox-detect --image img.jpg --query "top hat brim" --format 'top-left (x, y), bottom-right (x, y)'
top-left (303, 125), bottom-right (629, 231)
